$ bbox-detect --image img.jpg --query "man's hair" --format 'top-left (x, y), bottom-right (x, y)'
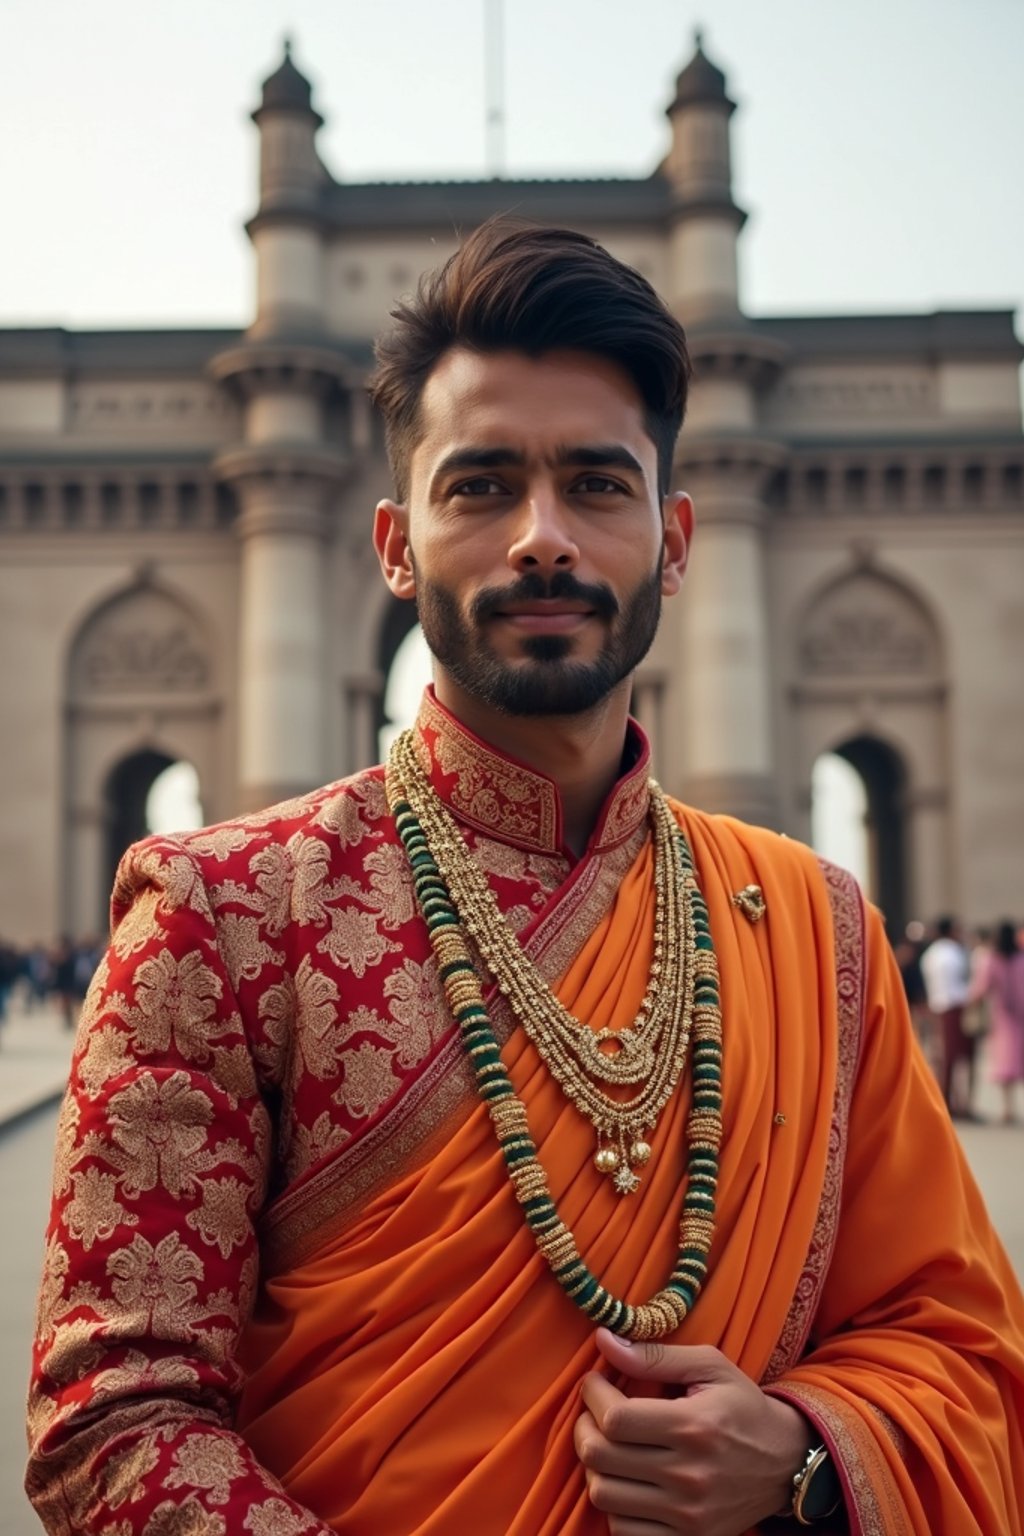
top-left (367, 218), bottom-right (692, 502)
top-left (935, 915), bottom-right (956, 939)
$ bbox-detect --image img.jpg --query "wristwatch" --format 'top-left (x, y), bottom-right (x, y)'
top-left (791, 1443), bottom-right (844, 1526)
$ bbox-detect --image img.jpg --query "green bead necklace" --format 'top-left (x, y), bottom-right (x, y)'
top-left (386, 747), bottom-right (724, 1341)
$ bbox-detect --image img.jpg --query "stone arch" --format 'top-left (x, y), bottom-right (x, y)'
top-left (63, 576), bottom-right (224, 935)
top-left (791, 562), bottom-right (952, 926)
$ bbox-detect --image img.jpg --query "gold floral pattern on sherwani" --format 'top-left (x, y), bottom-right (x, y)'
top-left (27, 689), bottom-right (653, 1534)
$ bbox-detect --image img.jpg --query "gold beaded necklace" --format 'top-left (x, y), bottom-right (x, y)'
top-left (386, 733), bottom-right (725, 1338)
top-left (391, 733), bottom-right (694, 1192)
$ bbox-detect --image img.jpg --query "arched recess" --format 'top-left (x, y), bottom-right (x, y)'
top-left (791, 563), bottom-right (951, 929)
top-left (64, 576), bottom-right (223, 935)
top-left (100, 750), bottom-right (206, 902)
top-left (813, 736), bottom-right (909, 934)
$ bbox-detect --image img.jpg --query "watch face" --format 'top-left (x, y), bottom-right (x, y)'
top-left (802, 1452), bottom-right (843, 1520)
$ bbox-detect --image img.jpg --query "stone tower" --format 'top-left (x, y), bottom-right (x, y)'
top-left (210, 43), bottom-right (351, 812)
top-left (656, 35), bottom-right (786, 828)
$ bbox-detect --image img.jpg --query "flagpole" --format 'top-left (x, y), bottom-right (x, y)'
top-left (485, 0), bottom-right (506, 179)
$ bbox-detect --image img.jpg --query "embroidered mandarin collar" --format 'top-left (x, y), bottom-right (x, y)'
top-left (412, 688), bottom-right (651, 857)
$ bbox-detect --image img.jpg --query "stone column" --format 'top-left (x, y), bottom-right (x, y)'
top-left (676, 458), bottom-right (781, 826)
top-left (214, 445), bottom-right (348, 813)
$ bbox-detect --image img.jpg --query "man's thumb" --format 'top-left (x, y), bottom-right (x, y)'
top-left (595, 1328), bottom-right (734, 1387)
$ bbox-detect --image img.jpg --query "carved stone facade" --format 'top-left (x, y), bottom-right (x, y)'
top-left (0, 39), bottom-right (1021, 941)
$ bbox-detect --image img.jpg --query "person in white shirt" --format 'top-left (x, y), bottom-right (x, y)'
top-left (920, 915), bottom-right (974, 1118)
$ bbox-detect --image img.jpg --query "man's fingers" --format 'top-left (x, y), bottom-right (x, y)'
top-left (596, 1328), bottom-right (736, 1389)
top-left (581, 1372), bottom-right (682, 1448)
top-left (584, 1468), bottom-right (671, 1523)
top-left (605, 1522), bottom-right (676, 1536)
top-left (574, 1408), bottom-right (673, 1482)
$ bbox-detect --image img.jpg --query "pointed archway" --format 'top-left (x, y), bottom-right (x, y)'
top-left (104, 748), bottom-right (175, 896)
top-left (102, 752), bottom-right (206, 898)
top-left (813, 736), bottom-right (908, 935)
top-left (792, 561), bottom-right (951, 930)
top-left (64, 576), bottom-right (222, 935)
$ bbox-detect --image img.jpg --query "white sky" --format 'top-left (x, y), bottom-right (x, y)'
top-left (2, 0), bottom-right (1022, 328)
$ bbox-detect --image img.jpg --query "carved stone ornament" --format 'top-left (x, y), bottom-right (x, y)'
top-left (71, 588), bottom-right (211, 697)
top-left (799, 571), bottom-right (939, 678)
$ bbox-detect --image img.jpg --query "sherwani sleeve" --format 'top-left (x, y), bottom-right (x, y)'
top-left (25, 835), bottom-right (337, 1536)
top-left (768, 904), bottom-right (1024, 1536)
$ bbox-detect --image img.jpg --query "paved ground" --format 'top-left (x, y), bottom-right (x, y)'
top-left (0, 1005), bottom-right (1020, 1532)
top-left (0, 1007), bottom-right (74, 1133)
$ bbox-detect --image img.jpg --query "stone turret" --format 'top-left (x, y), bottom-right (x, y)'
top-left (247, 40), bottom-right (327, 338)
top-left (663, 32), bottom-right (746, 325)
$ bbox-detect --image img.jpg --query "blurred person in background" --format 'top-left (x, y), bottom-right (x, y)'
top-left (920, 915), bottom-right (974, 1119)
top-left (895, 924), bottom-right (930, 1061)
top-left (971, 920), bottom-right (1024, 1126)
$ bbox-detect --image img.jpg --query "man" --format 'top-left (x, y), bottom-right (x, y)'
top-left (920, 914), bottom-right (973, 1118)
top-left (27, 223), bottom-right (1024, 1534)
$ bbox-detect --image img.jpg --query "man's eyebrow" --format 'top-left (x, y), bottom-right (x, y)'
top-left (554, 444), bottom-right (646, 478)
top-left (433, 447), bottom-right (526, 479)
top-left (432, 444), bottom-right (646, 481)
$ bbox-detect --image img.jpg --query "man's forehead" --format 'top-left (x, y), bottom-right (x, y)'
top-left (412, 346), bottom-right (654, 463)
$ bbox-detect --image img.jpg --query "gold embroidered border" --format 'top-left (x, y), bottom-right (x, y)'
top-left (258, 820), bottom-right (649, 1273)
top-left (770, 1380), bottom-right (911, 1536)
top-left (596, 768), bottom-right (651, 850)
top-left (415, 691), bottom-right (560, 852)
top-left (763, 858), bottom-right (866, 1383)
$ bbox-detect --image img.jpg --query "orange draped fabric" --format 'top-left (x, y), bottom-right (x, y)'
top-left (236, 808), bottom-right (1024, 1535)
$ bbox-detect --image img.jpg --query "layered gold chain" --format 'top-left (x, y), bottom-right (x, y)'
top-left (390, 732), bottom-right (696, 1193)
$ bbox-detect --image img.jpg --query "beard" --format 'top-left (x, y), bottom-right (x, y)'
top-left (415, 564), bottom-right (663, 717)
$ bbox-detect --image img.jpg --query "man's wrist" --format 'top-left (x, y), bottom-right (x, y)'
top-left (764, 1399), bottom-right (820, 1519)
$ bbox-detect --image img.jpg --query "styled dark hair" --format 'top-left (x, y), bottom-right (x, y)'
top-left (368, 217), bottom-right (692, 501)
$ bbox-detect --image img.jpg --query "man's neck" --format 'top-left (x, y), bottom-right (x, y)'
top-left (432, 674), bottom-right (633, 857)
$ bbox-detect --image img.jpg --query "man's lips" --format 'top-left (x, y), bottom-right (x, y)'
top-left (491, 602), bottom-right (596, 633)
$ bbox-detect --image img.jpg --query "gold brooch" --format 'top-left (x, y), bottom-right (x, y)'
top-left (732, 884), bottom-right (766, 923)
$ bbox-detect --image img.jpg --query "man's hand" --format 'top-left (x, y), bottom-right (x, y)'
top-left (573, 1328), bottom-right (811, 1535)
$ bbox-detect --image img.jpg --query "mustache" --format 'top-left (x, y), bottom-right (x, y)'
top-left (470, 572), bottom-right (620, 624)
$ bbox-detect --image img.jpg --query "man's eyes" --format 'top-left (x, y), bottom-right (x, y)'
top-left (449, 474), bottom-right (627, 498)
top-left (573, 474), bottom-right (624, 494)
top-left (451, 476), bottom-right (506, 497)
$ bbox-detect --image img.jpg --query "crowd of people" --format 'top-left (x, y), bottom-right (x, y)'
top-left (5, 914), bottom-right (1022, 1125)
top-left (0, 935), bottom-right (103, 1035)
top-left (897, 916), bottom-right (1024, 1125)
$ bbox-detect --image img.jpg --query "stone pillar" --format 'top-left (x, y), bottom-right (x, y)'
top-left (238, 492), bottom-right (324, 809)
top-left (214, 445), bottom-right (349, 812)
top-left (677, 459), bottom-right (781, 826)
top-left (345, 674), bottom-right (385, 776)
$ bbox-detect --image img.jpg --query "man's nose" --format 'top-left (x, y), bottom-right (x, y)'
top-left (506, 487), bottom-right (579, 573)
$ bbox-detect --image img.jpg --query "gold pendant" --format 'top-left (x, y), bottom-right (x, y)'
top-left (595, 1135), bottom-right (649, 1195)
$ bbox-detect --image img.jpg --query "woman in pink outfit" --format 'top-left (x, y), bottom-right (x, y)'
top-left (973, 921), bottom-right (1024, 1124)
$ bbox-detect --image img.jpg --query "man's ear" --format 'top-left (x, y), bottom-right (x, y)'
top-left (661, 491), bottom-right (694, 597)
top-left (373, 500), bottom-right (417, 600)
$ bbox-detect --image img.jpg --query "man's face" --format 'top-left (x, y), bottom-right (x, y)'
top-left (374, 347), bottom-right (691, 717)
